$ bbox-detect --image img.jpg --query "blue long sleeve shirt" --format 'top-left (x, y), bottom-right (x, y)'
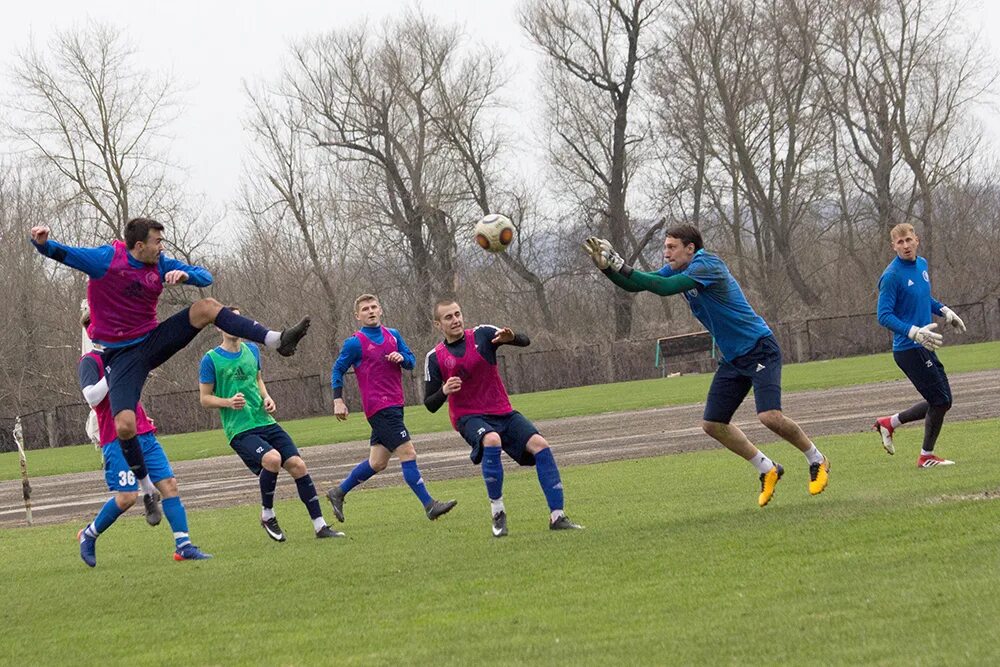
top-left (32, 238), bottom-right (213, 286)
top-left (330, 326), bottom-right (415, 398)
top-left (877, 256), bottom-right (944, 352)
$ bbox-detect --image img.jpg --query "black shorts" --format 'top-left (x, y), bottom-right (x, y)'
top-left (368, 406), bottom-right (410, 452)
top-left (230, 424), bottom-right (301, 476)
top-left (893, 347), bottom-right (952, 406)
top-left (703, 335), bottom-right (783, 424)
top-left (456, 411), bottom-right (539, 467)
top-left (104, 308), bottom-right (201, 416)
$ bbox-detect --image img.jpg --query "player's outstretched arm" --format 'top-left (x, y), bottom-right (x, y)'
top-left (159, 255), bottom-right (213, 287)
top-left (623, 269), bottom-right (698, 297)
top-left (30, 226), bottom-right (114, 278)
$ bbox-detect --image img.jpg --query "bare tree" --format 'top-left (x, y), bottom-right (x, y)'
top-left (8, 21), bottom-right (183, 237)
top-left (521, 0), bottom-right (666, 338)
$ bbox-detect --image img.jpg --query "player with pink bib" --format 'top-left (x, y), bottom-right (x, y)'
top-left (30, 218), bottom-right (311, 507)
top-left (76, 315), bottom-right (210, 566)
top-left (327, 294), bottom-right (457, 524)
top-left (423, 299), bottom-right (583, 538)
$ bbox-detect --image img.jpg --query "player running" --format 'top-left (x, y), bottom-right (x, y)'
top-left (77, 316), bottom-right (210, 566)
top-left (199, 308), bottom-right (343, 541)
top-left (30, 218), bottom-right (310, 500)
top-left (423, 299), bottom-right (582, 537)
top-left (872, 223), bottom-right (964, 467)
top-left (327, 294), bottom-right (457, 524)
top-left (585, 225), bottom-right (830, 507)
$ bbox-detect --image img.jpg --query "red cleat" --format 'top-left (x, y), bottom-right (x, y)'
top-left (873, 417), bottom-right (895, 455)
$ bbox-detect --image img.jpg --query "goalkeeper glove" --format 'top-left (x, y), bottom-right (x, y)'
top-left (940, 306), bottom-right (966, 333)
top-left (583, 237), bottom-right (610, 270)
top-left (907, 323), bottom-right (943, 351)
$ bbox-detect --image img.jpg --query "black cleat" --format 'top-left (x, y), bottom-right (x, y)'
top-left (143, 492), bottom-right (162, 527)
top-left (260, 516), bottom-right (286, 542)
top-left (549, 514), bottom-right (584, 531)
top-left (315, 525), bottom-right (346, 539)
top-left (425, 499), bottom-right (458, 521)
top-left (491, 510), bottom-right (508, 538)
top-left (327, 486), bottom-right (346, 523)
top-left (277, 317), bottom-right (311, 357)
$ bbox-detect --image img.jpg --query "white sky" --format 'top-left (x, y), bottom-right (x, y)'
top-left (2, 0), bottom-right (999, 217)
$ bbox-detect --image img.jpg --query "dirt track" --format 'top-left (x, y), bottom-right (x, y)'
top-left (2, 370), bottom-right (997, 528)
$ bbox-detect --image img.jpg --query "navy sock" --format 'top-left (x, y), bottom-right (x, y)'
top-left (482, 446), bottom-right (504, 500)
top-left (214, 307), bottom-right (270, 345)
top-left (259, 469), bottom-right (279, 509)
top-left (162, 496), bottom-right (190, 548)
top-left (119, 436), bottom-right (148, 480)
top-left (922, 404), bottom-right (950, 452)
top-left (534, 447), bottom-right (564, 511)
top-left (295, 474), bottom-right (323, 520)
top-left (91, 497), bottom-right (126, 535)
top-left (340, 460), bottom-right (376, 493)
top-left (401, 459), bottom-right (433, 506)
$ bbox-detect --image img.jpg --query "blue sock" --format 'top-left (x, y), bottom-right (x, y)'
top-left (295, 474), bottom-right (323, 520)
top-left (340, 460), bottom-right (376, 493)
top-left (259, 469), bottom-right (279, 509)
top-left (401, 460), bottom-right (433, 506)
top-left (89, 497), bottom-right (125, 536)
top-left (482, 446), bottom-right (504, 500)
top-left (119, 436), bottom-right (148, 480)
top-left (162, 496), bottom-right (191, 548)
top-left (214, 307), bottom-right (270, 344)
top-left (534, 448), bottom-right (564, 511)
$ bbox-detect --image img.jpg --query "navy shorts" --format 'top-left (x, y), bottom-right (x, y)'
top-left (456, 411), bottom-right (539, 467)
top-left (368, 406), bottom-right (410, 452)
top-left (104, 308), bottom-right (201, 416)
top-left (704, 335), bottom-right (783, 424)
top-left (893, 347), bottom-right (952, 406)
top-left (230, 423), bottom-right (301, 476)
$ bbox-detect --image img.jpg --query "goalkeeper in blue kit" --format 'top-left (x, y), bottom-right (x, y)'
top-left (585, 225), bottom-right (830, 507)
top-left (872, 223), bottom-right (965, 467)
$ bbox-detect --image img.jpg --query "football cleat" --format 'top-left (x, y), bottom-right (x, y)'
top-left (758, 463), bottom-right (784, 507)
top-left (873, 417), bottom-right (895, 455)
top-left (917, 454), bottom-right (955, 468)
top-left (78, 528), bottom-right (97, 568)
top-left (549, 515), bottom-right (584, 531)
top-left (277, 317), bottom-right (311, 357)
top-left (260, 516), bottom-right (286, 542)
top-left (143, 491), bottom-right (162, 526)
top-left (326, 486), bottom-right (346, 523)
top-left (491, 510), bottom-right (508, 538)
top-left (809, 456), bottom-right (831, 495)
top-left (425, 499), bottom-right (458, 521)
top-left (173, 544), bottom-right (213, 561)
top-left (315, 525), bottom-right (346, 539)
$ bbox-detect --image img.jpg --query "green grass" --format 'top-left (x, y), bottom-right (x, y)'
top-left (2, 418), bottom-right (999, 665)
top-left (3, 340), bottom-right (998, 481)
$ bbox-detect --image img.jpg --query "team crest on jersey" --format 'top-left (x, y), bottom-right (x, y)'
top-left (685, 288), bottom-right (698, 299)
top-left (443, 357), bottom-right (456, 370)
top-left (144, 272), bottom-right (160, 287)
top-left (922, 270), bottom-right (929, 282)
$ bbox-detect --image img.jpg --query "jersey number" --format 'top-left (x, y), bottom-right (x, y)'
top-left (118, 470), bottom-right (136, 486)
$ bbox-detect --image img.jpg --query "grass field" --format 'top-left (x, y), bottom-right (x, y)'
top-left (3, 340), bottom-right (999, 481)
top-left (2, 418), bottom-right (999, 665)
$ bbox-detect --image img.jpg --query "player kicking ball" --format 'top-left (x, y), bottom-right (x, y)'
top-left (199, 308), bottom-right (343, 541)
top-left (873, 223), bottom-right (963, 467)
top-left (585, 226), bottom-right (830, 507)
top-left (327, 294), bottom-right (457, 524)
top-left (424, 299), bottom-right (582, 537)
top-left (77, 317), bottom-right (210, 566)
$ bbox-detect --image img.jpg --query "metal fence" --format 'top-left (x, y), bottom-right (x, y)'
top-left (3, 300), bottom-right (997, 452)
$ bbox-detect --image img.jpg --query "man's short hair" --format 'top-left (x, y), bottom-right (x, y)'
top-left (124, 218), bottom-right (165, 249)
top-left (432, 298), bottom-right (459, 321)
top-left (665, 224), bottom-right (704, 251)
top-left (354, 294), bottom-right (379, 312)
top-left (890, 223), bottom-right (917, 240)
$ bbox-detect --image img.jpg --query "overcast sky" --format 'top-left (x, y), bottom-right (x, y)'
top-left (2, 0), bottom-right (998, 219)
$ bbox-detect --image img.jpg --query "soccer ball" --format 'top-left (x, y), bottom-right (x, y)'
top-left (474, 213), bottom-right (516, 253)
